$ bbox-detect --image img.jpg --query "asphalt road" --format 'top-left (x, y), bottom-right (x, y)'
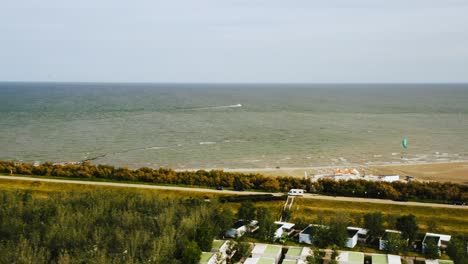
top-left (1, 175), bottom-right (466, 209)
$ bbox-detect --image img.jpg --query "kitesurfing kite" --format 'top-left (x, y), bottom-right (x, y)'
top-left (402, 137), bottom-right (408, 149)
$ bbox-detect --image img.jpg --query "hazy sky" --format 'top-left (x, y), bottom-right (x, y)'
top-left (1, 0), bottom-right (468, 83)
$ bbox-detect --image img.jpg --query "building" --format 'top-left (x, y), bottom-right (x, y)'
top-left (299, 224), bottom-right (326, 244)
top-left (346, 227), bottom-right (368, 248)
top-left (225, 220), bottom-right (259, 238)
top-left (425, 260), bottom-right (454, 264)
top-left (311, 168), bottom-right (399, 183)
top-left (251, 244), bottom-right (283, 264)
top-left (422, 233), bottom-right (451, 255)
top-left (274, 221), bottom-right (295, 240)
top-left (346, 228), bottom-right (359, 248)
top-left (336, 251), bottom-right (364, 264)
top-left (371, 254), bottom-right (401, 264)
top-left (282, 260), bottom-right (305, 264)
top-left (379, 230), bottom-right (402, 250)
top-left (244, 257), bottom-right (276, 264)
top-left (284, 246), bottom-right (311, 261)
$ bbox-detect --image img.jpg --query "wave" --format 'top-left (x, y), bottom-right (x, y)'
top-left (183, 104), bottom-right (243, 111)
top-left (199, 142), bottom-right (216, 145)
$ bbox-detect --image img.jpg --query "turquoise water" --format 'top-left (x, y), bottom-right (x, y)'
top-left (1, 83), bottom-right (467, 169)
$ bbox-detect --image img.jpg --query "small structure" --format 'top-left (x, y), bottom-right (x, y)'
top-left (274, 221), bottom-right (295, 240)
top-left (284, 246), bottom-right (311, 262)
top-left (336, 251), bottom-right (364, 264)
top-left (244, 257), bottom-right (276, 264)
top-left (312, 169), bottom-right (399, 183)
top-left (371, 254), bottom-right (401, 264)
top-left (288, 189), bottom-right (305, 196)
top-left (299, 224), bottom-right (326, 244)
top-left (425, 260), bottom-right (454, 264)
top-left (379, 230), bottom-right (402, 250)
top-left (225, 220), bottom-right (259, 238)
top-left (282, 260), bottom-right (305, 264)
top-left (422, 233), bottom-right (451, 255)
top-left (199, 252), bottom-right (217, 264)
top-left (346, 228), bottom-right (359, 248)
top-left (251, 244), bottom-right (283, 264)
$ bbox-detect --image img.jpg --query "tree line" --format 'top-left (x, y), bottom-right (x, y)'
top-left (0, 161), bottom-right (467, 203)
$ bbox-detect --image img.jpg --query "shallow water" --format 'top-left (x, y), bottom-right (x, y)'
top-left (1, 83), bottom-right (467, 169)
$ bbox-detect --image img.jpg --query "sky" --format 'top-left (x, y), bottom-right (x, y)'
top-left (1, 0), bottom-right (468, 83)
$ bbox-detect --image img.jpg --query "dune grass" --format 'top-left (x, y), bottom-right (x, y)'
top-left (1, 178), bottom-right (466, 236)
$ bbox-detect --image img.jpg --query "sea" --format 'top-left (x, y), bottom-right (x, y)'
top-left (1, 82), bottom-right (467, 170)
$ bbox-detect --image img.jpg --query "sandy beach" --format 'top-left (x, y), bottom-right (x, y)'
top-left (219, 161), bottom-right (468, 184)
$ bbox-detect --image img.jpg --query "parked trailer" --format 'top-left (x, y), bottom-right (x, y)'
top-left (288, 189), bottom-right (305, 196)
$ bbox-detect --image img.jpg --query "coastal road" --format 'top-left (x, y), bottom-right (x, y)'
top-left (1, 175), bottom-right (466, 209)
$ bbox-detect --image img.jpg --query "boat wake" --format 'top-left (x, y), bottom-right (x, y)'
top-left (184, 104), bottom-right (243, 110)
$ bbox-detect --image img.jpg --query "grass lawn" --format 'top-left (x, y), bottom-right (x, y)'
top-left (289, 198), bottom-right (468, 235)
top-left (1, 177), bottom-right (466, 236)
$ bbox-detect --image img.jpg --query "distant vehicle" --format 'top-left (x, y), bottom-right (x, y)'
top-left (453, 201), bottom-right (465, 206)
top-left (234, 186), bottom-right (244, 191)
top-left (288, 189), bottom-right (305, 196)
top-left (216, 186), bottom-right (223, 190)
top-left (393, 197), bottom-right (408, 202)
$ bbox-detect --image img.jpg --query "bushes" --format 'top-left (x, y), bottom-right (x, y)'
top-left (1, 160), bottom-right (467, 203)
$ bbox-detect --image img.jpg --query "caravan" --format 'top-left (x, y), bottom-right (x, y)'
top-left (288, 189), bottom-right (305, 196)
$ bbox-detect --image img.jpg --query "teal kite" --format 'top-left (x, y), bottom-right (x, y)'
top-left (402, 137), bottom-right (408, 149)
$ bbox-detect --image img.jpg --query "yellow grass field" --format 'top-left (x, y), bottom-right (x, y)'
top-left (1, 178), bottom-right (467, 236)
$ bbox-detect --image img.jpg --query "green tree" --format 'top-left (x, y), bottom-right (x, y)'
top-left (181, 240), bottom-right (202, 264)
top-left (396, 214), bottom-right (418, 242)
top-left (423, 239), bottom-right (440, 260)
top-left (328, 218), bottom-right (348, 247)
top-left (364, 212), bottom-right (384, 240)
top-left (305, 249), bottom-right (322, 264)
top-left (213, 208), bottom-right (235, 234)
top-left (195, 222), bottom-right (214, 252)
top-left (384, 232), bottom-right (405, 254)
top-left (256, 207), bottom-right (276, 241)
top-left (232, 242), bottom-right (251, 262)
top-left (446, 238), bottom-right (468, 264)
top-left (237, 201), bottom-right (256, 222)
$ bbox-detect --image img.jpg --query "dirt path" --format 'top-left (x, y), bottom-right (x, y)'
top-left (1, 175), bottom-right (466, 209)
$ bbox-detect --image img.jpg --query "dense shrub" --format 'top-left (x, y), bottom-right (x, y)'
top-left (1, 161), bottom-right (466, 203)
top-left (0, 188), bottom-right (227, 264)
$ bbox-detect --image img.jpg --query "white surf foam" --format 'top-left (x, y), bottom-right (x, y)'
top-left (199, 142), bottom-right (216, 145)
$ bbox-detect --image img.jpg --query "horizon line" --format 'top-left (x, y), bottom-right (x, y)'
top-left (1, 81), bottom-right (468, 85)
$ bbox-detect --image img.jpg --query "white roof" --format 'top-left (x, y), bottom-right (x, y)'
top-left (274, 221), bottom-right (295, 229)
top-left (252, 244), bottom-right (282, 255)
top-left (424, 233), bottom-right (451, 242)
top-left (347, 227), bottom-right (368, 235)
top-left (385, 229), bottom-right (402, 234)
top-left (244, 257), bottom-right (276, 264)
top-left (387, 254), bottom-right (401, 264)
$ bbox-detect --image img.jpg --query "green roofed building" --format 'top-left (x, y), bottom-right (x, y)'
top-left (282, 260), bottom-right (304, 264)
top-left (244, 257), bottom-right (276, 264)
top-left (336, 251), bottom-right (364, 264)
top-left (425, 260), bottom-right (454, 264)
top-left (284, 246), bottom-right (311, 262)
top-left (371, 254), bottom-right (401, 264)
top-left (252, 244), bottom-right (283, 264)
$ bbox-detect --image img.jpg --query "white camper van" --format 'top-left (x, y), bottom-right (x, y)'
top-left (288, 189), bottom-right (305, 196)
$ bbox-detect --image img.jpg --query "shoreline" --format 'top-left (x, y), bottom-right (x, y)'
top-left (174, 159), bottom-right (468, 172)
